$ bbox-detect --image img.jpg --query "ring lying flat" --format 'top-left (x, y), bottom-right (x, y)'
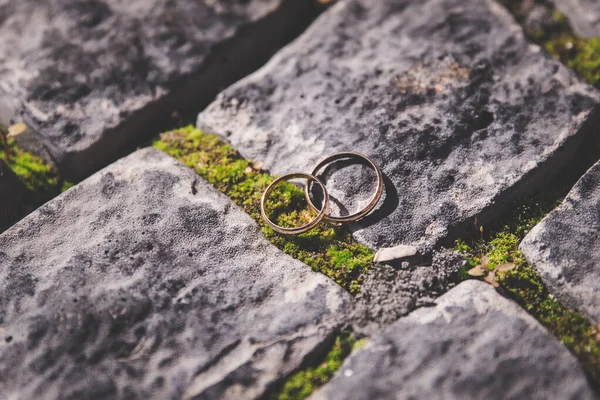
top-left (305, 152), bottom-right (383, 223)
top-left (261, 172), bottom-right (329, 235)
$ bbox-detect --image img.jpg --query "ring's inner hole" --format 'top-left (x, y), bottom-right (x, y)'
top-left (264, 178), bottom-right (326, 229)
top-left (308, 157), bottom-right (378, 219)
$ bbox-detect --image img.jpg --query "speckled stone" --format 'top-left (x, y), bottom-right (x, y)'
top-left (521, 160), bottom-right (600, 324)
top-left (0, 148), bottom-right (351, 399)
top-left (197, 0), bottom-right (600, 251)
top-left (0, 0), bottom-right (318, 181)
top-left (312, 280), bottom-right (596, 400)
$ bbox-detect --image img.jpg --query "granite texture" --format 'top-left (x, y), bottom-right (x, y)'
top-left (0, 0), bottom-right (318, 181)
top-left (312, 280), bottom-right (597, 400)
top-left (521, 160), bottom-right (600, 323)
top-left (0, 148), bottom-right (351, 399)
top-left (198, 0), bottom-right (600, 250)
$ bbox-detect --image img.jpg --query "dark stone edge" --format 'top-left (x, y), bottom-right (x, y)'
top-left (437, 103), bottom-right (600, 249)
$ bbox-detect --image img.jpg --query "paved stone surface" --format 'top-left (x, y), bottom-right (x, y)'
top-left (553, 0), bottom-right (600, 38)
top-left (312, 280), bottom-right (596, 400)
top-left (198, 0), bottom-right (600, 251)
top-left (0, 0), bottom-right (317, 181)
top-left (0, 148), bottom-right (351, 399)
top-left (521, 160), bottom-right (600, 323)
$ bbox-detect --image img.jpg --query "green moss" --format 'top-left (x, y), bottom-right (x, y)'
top-left (154, 126), bottom-right (373, 293)
top-left (501, 0), bottom-right (600, 87)
top-left (454, 199), bottom-right (600, 383)
top-left (271, 331), bottom-right (357, 400)
top-left (0, 135), bottom-right (71, 206)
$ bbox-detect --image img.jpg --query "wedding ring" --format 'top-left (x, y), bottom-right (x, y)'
top-left (261, 172), bottom-right (329, 235)
top-left (305, 152), bottom-right (383, 223)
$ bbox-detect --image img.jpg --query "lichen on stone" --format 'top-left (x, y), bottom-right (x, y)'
top-left (153, 126), bottom-right (372, 293)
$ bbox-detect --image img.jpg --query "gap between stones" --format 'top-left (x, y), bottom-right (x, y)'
top-left (501, 0), bottom-right (600, 88)
top-left (267, 331), bottom-right (367, 400)
top-left (458, 0), bottom-right (600, 389)
top-left (0, 124), bottom-right (72, 232)
top-left (154, 126), bottom-right (375, 398)
top-left (153, 125), bottom-right (600, 396)
top-left (452, 193), bottom-right (600, 389)
top-left (154, 126), bottom-right (373, 295)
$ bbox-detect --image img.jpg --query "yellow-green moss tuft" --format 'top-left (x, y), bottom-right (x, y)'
top-left (1, 136), bottom-right (71, 205)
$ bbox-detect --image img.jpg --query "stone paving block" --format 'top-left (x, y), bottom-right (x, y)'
top-left (0, 148), bottom-right (352, 399)
top-left (311, 280), bottom-right (596, 400)
top-left (521, 160), bottom-right (600, 323)
top-left (198, 0), bottom-right (600, 250)
top-left (0, 0), bottom-right (317, 181)
top-left (552, 0), bottom-right (600, 38)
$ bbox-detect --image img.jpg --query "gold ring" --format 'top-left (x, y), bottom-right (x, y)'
top-left (305, 152), bottom-right (383, 223)
top-left (261, 172), bottom-right (329, 235)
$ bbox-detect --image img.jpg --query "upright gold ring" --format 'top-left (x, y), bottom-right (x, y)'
top-left (261, 172), bottom-right (329, 235)
top-left (304, 152), bottom-right (383, 223)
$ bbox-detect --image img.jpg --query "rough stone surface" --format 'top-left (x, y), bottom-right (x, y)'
top-left (0, 148), bottom-right (351, 399)
top-left (0, 0), bottom-right (317, 181)
top-left (521, 160), bottom-right (600, 323)
top-left (552, 0), bottom-right (600, 38)
top-left (198, 0), bottom-right (600, 250)
top-left (312, 280), bottom-right (597, 400)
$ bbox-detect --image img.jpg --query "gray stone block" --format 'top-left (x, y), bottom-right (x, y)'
top-left (197, 0), bottom-right (600, 250)
top-left (311, 280), bottom-right (596, 400)
top-left (0, 0), bottom-right (318, 181)
top-left (521, 160), bottom-right (600, 323)
top-left (0, 148), bottom-right (351, 399)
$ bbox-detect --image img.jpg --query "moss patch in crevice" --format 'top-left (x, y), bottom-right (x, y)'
top-left (500, 0), bottom-right (600, 87)
top-left (153, 126), bottom-right (372, 294)
top-left (454, 196), bottom-right (600, 385)
top-left (269, 331), bottom-right (360, 400)
top-left (1, 132), bottom-right (71, 213)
